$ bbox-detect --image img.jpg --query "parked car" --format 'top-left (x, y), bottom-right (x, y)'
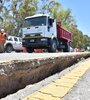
top-left (4, 36), bottom-right (23, 53)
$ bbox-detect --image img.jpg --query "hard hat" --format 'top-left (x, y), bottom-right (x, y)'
top-left (1, 29), bottom-right (4, 32)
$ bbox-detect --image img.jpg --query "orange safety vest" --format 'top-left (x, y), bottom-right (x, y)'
top-left (0, 32), bottom-right (6, 44)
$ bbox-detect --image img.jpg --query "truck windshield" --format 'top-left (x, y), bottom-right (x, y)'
top-left (25, 16), bottom-right (46, 27)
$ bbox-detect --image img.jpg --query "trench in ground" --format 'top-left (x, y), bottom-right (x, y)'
top-left (0, 53), bottom-right (90, 99)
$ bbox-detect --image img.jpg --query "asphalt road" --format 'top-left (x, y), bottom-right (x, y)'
top-left (0, 52), bottom-right (69, 61)
top-left (0, 52), bottom-right (88, 61)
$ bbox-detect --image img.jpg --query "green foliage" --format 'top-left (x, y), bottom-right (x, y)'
top-left (0, 0), bottom-right (38, 35)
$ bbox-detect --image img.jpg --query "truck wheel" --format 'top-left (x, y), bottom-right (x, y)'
top-left (48, 39), bottom-right (57, 52)
top-left (63, 43), bottom-right (70, 52)
top-left (5, 45), bottom-right (13, 53)
top-left (26, 47), bottom-right (34, 53)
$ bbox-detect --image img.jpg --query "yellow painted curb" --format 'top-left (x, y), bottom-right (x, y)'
top-left (23, 59), bottom-right (90, 100)
top-left (26, 91), bottom-right (60, 100)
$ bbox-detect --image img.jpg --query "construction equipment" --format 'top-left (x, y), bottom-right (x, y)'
top-left (21, 14), bottom-right (72, 53)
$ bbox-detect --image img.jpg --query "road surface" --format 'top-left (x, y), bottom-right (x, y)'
top-left (0, 52), bottom-right (88, 61)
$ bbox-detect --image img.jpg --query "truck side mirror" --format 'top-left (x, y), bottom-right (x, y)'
top-left (51, 19), bottom-right (54, 23)
top-left (49, 18), bottom-right (54, 26)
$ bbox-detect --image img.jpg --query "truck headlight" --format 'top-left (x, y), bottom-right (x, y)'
top-left (22, 34), bottom-right (26, 38)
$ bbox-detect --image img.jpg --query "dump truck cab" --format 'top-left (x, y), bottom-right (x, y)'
top-left (21, 14), bottom-right (57, 52)
top-left (22, 14), bottom-right (57, 38)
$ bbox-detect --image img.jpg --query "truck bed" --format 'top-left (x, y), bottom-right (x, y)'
top-left (57, 22), bottom-right (72, 42)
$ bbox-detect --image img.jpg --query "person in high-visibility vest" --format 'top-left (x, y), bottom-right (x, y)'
top-left (0, 29), bottom-right (7, 53)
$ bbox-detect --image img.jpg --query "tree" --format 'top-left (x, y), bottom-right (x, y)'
top-left (8, 0), bottom-right (38, 35)
top-left (0, 0), bottom-right (11, 32)
top-left (0, 0), bottom-right (38, 35)
top-left (40, 0), bottom-right (60, 14)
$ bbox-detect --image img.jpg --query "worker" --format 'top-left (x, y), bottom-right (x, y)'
top-left (0, 29), bottom-right (7, 53)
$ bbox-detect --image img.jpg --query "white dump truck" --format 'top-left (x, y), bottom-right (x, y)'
top-left (20, 14), bottom-right (72, 53)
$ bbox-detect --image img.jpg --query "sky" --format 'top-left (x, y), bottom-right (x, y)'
top-left (56, 0), bottom-right (90, 37)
